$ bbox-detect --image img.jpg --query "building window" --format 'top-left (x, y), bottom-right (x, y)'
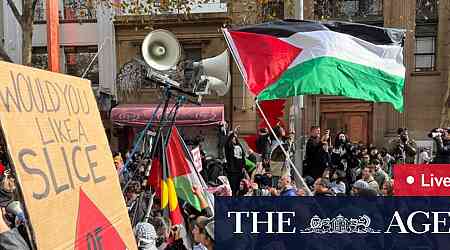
top-left (183, 47), bottom-right (202, 90)
top-left (34, 0), bottom-right (46, 22)
top-left (414, 36), bottom-right (436, 72)
top-left (262, 0), bottom-right (284, 21)
top-left (64, 46), bottom-right (99, 86)
top-left (63, 0), bottom-right (97, 21)
top-left (416, 0), bottom-right (438, 22)
top-left (31, 46), bottom-right (99, 85)
top-left (31, 47), bottom-right (48, 70)
top-left (34, 0), bottom-right (96, 22)
top-left (315, 0), bottom-right (382, 20)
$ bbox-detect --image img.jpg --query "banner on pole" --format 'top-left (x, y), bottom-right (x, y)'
top-left (0, 61), bottom-right (136, 249)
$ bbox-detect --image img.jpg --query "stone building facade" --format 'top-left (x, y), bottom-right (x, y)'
top-left (299, 0), bottom-right (449, 149)
top-left (111, 0), bottom-right (450, 153)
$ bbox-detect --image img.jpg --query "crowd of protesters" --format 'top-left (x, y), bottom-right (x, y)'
top-left (116, 123), bottom-right (450, 250)
top-left (0, 125), bottom-right (449, 249)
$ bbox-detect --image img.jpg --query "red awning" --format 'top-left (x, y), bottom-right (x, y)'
top-left (111, 104), bottom-right (224, 127)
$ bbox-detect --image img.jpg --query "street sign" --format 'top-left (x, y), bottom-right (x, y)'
top-left (0, 61), bottom-right (136, 249)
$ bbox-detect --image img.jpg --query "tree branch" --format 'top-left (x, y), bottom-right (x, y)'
top-left (6, 0), bottom-right (23, 27)
top-left (0, 46), bottom-right (13, 63)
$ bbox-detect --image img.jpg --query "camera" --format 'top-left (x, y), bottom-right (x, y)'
top-left (427, 128), bottom-right (449, 139)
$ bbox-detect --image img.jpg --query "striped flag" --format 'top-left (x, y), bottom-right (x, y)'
top-left (149, 126), bottom-right (209, 226)
top-left (160, 131), bottom-right (184, 225)
top-left (223, 20), bottom-right (406, 111)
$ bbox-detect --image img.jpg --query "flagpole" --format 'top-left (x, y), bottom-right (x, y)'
top-left (293, 0), bottom-right (305, 187)
top-left (256, 100), bottom-right (313, 196)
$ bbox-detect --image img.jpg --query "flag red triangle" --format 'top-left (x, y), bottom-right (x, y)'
top-left (229, 31), bottom-right (302, 95)
top-left (74, 189), bottom-right (127, 250)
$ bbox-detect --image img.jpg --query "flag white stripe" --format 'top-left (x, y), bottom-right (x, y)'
top-left (281, 30), bottom-right (405, 78)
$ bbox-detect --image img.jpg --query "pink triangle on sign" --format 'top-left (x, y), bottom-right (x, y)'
top-left (74, 189), bottom-right (127, 250)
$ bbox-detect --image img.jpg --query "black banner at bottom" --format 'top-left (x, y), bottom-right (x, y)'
top-left (215, 197), bottom-right (450, 250)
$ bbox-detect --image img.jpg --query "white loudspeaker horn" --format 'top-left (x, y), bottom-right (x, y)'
top-left (195, 50), bottom-right (230, 96)
top-left (141, 29), bottom-right (181, 71)
top-left (200, 74), bottom-right (231, 96)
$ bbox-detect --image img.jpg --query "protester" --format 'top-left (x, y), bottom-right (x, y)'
top-left (371, 159), bottom-right (389, 188)
top-left (313, 178), bottom-right (334, 196)
top-left (217, 121), bottom-right (229, 160)
top-left (270, 176), bottom-right (296, 196)
top-left (114, 153), bottom-right (124, 171)
top-left (350, 180), bottom-right (370, 196)
top-left (431, 128), bottom-right (450, 164)
top-left (256, 127), bottom-right (271, 169)
top-left (270, 139), bottom-right (290, 187)
top-left (389, 128), bottom-right (417, 164)
top-left (135, 222), bottom-right (158, 250)
top-left (369, 146), bottom-right (379, 161)
top-left (380, 147), bottom-right (395, 177)
top-left (304, 126), bottom-right (330, 180)
top-left (382, 180), bottom-right (394, 196)
top-left (360, 166), bottom-right (380, 194)
top-left (206, 176), bottom-right (232, 197)
top-left (360, 154), bottom-right (371, 168)
top-left (330, 169), bottom-right (346, 195)
top-left (191, 216), bottom-right (214, 250)
top-left (164, 225), bottom-right (188, 250)
top-left (236, 179), bottom-right (252, 196)
top-left (224, 129), bottom-right (246, 195)
top-left (419, 148), bottom-right (432, 164)
top-left (0, 207), bottom-right (29, 250)
top-left (331, 131), bottom-right (351, 167)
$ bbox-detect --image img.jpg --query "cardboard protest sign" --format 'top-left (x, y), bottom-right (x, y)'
top-left (0, 61), bottom-right (137, 250)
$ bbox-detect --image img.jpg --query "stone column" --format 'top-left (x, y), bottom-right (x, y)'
top-left (439, 0), bottom-right (450, 127)
top-left (228, 0), bottom-right (258, 133)
top-left (383, 0), bottom-right (415, 134)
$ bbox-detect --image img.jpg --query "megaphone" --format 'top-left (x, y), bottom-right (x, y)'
top-left (141, 29), bottom-right (181, 71)
top-left (194, 50), bottom-right (230, 96)
top-left (200, 74), bottom-right (231, 96)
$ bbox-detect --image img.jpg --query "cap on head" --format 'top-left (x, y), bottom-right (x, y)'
top-left (353, 180), bottom-right (369, 190)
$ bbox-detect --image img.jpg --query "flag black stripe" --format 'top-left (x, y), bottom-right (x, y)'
top-left (234, 20), bottom-right (328, 38)
top-left (232, 20), bottom-right (405, 46)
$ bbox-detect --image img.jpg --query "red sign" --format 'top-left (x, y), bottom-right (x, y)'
top-left (394, 164), bottom-right (450, 196)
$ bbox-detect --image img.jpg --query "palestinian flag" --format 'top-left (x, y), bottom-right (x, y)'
top-left (223, 20), bottom-right (406, 111)
top-left (166, 127), bottom-right (203, 212)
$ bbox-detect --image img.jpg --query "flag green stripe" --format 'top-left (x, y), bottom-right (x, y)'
top-left (173, 175), bottom-right (201, 211)
top-left (257, 56), bottom-right (405, 111)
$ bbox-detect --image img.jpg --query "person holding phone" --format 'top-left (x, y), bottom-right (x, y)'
top-left (304, 126), bottom-right (331, 180)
